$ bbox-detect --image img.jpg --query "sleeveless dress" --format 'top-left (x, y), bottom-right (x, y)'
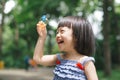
top-left (53, 54), bottom-right (95, 80)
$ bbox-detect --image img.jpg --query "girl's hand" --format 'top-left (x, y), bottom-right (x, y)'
top-left (36, 21), bottom-right (47, 40)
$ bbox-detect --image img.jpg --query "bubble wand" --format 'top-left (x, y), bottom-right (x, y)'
top-left (40, 15), bottom-right (48, 24)
top-left (39, 15), bottom-right (48, 29)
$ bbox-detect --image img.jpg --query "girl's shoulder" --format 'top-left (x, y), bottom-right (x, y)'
top-left (79, 56), bottom-right (95, 66)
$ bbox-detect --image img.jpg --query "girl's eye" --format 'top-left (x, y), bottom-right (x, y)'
top-left (56, 29), bottom-right (65, 35)
top-left (61, 30), bottom-right (64, 33)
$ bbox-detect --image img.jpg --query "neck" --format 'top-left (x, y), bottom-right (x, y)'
top-left (62, 51), bottom-right (84, 60)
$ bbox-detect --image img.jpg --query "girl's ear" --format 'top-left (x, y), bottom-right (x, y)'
top-left (73, 35), bottom-right (77, 41)
top-left (72, 37), bottom-right (77, 46)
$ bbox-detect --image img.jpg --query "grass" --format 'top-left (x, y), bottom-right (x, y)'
top-left (97, 69), bottom-right (120, 80)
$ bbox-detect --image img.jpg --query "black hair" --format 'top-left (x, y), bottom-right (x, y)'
top-left (57, 16), bottom-right (95, 56)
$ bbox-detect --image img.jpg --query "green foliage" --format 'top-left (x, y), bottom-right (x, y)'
top-left (1, 0), bottom-right (120, 69)
top-left (95, 39), bottom-right (104, 70)
top-left (98, 69), bottom-right (120, 80)
top-left (2, 25), bottom-right (28, 68)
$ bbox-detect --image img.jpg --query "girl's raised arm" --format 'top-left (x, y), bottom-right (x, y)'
top-left (33, 21), bottom-right (57, 66)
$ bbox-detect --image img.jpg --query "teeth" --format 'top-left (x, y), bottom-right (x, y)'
top-left (58, 41), bottom-right (64, 44)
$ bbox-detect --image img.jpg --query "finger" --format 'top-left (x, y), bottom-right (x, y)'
top-left (36, 23), bottom-right (39, 27)
top-left (38, 21), bottom-right (44, 24)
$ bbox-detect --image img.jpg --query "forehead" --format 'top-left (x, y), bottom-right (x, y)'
top-left (57, 26), bottom-right (70, 30)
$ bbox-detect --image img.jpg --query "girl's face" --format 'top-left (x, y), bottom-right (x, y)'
top-left (56, 27), bottom-right (75, 52)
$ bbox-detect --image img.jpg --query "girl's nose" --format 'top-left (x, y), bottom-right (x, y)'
top-left (56, 33), bottom-right (61, 41)
top-left (56, 32), bottom-right (61, 38)
top-left (56, 34), bottom-right (61, 42)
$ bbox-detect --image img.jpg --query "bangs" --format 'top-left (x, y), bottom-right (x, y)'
top-left (57, 17), bottom-right (73, 29)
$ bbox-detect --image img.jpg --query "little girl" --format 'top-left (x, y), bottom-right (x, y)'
top-left (33, 16), bottom-right (98, 80)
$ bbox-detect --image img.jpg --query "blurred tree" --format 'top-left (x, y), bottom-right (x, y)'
top-left (102, 0), bottom-right (120, 76)
top-left (102, 0), bottom-right (113, 76)
top-left (116, 14), bottom-right (120, 64)
top-left (0, 0), bottom-right (6, 59)
top-left (111, 1), bottom-right (120, 65)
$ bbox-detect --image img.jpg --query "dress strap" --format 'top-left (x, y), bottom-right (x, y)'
top-left (56, 54), bottom-right (62, 65)
top-left (57, 54), bottom-right (62, 61)
top-left (76, 57), bottom-right (95, 70)
top-left (81, 57), bottom-right (95, 66)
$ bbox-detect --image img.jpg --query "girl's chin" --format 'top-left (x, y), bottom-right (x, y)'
top-left (59, 49), bottom-right (67, 53)
top-left (58, 47), bottom-right (63, 51)
top-left (59, 49), bottom-right (64, 52)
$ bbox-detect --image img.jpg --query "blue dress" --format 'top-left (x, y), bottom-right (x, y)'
top-left (53, 54), bottom-right (95, 80)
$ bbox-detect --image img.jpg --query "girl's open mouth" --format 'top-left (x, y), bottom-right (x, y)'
top-left (57, 40), bottom-right (64, 44)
